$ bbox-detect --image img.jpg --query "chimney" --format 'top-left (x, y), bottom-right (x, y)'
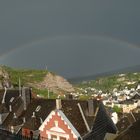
top-left (22, 87), bottom-right (31, 110)
top-left (32, 112), bottom-right (36, 118)
top-left (66, 94), bottom-right (73, 100)
top-left (9, 105), bottom-right (12, 112)
top-left (56, 99), bottom-right (62, 110)
top-left (88, 100), bottom-right (94, 116)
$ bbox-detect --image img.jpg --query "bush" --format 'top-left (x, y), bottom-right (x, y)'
top-left (113, 105), bottom-right (122, 113)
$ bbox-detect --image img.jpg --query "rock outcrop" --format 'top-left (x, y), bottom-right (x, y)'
top-left (35, 72), bottom-right (75, 94)
top-left (0, 67), bottom-right (11, 88)
top-left (0, 66), bottom-right (75, 95)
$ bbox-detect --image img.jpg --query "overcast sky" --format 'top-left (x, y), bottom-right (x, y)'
top-left (0, 1), bottom-right (140, 78)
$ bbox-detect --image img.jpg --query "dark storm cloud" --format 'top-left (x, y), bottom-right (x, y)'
top-left (0, 35), bottom-right (140, 78)
top-left (0, 0), bottom-right (140, 78)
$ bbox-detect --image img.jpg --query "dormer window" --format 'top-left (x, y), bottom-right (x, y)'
top-left (35, 105), bottom-right (41, 112)
top-left (10, 97), bottom-right (15, 103)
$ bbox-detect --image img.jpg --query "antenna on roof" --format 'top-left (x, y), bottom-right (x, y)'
top-left (2, 87), bottom-right (7, 104)
top-left (19, 77), bottom-right (22, 96)
top-left (46, 65), bottom-right (48, 71)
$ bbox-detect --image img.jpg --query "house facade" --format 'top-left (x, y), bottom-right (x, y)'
top-left (39, 110), bottom-right (81, 140)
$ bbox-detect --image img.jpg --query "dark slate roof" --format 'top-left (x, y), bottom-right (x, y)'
top-left (22, 112), bottom-right (41, 131)
top-left (2, 97), bottom-right (24, 128)
top-left (83, 102), bottom-right (117, 140)
top-left (116, 116), bottom-right (131, 132)
top-left (21, 99), bottom-right (99, 136)
top-left (0, 89), bottom-right (19, 101)
top-left (0, 89), bottom-right (115, 138)
top-left (20, 98), bottom-right (56, 131)
top-left (0, 129), bottom-right (30, 140)
top-left (115, 119), bottom-right (140, 140)
top-left (0, 89), bottom-right (21, 124)
top-left (10, 114), bottom-right (23, 126)
top-left (116, 112), bottom-right (140, 133)
top-left (0, 133), bottom-right (18, 140)
top-left (65, 99), bottom-right (99, 135)
top-left (61, 99), bottom-right (99, 135)
top-left (0, 103), bottom-right (9, 113)
top-left (0, 89), bottom-right (20, 109)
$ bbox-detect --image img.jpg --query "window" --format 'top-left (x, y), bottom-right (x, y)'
top-left (51, 135), bottom-right (57, 140)
top-left (10, 97), bottom-right (15, 103)
top-left (60, 137), bottom-right (67, 140)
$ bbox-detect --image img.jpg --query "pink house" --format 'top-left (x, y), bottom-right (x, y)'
top-left (39, 110), bottom-right (80, 140)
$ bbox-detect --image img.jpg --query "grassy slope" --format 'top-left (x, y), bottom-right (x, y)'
top-left (77, 72), bottom-right (140, 92)
top-left (2, 66), bottom-right (140, 98)
top-left (3, 66), bottom-right (48, 86)
top-left (2, 66), bottom-right (56, 98)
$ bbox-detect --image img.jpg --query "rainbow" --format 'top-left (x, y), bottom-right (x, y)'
top-left (0, 35), bottom-right (140, 60)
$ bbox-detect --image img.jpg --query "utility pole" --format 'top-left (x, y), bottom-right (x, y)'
top-left (48, 88), bottom-right (50, 99)
top-left (46, 65), bottom-right (48, 71)
top-left (19, 77), bottom-right (22, 96)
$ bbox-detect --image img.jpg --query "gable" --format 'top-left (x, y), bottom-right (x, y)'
top-left (39, 110), bottom-right (81, 140)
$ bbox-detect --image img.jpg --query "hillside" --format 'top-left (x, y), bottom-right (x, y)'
top-left (69, 65), bottom-right (140, 83)
top-left (77, 72), bottom-right (140, 92)
top-left (1, 65), bottom-right (140, 99)
top-left (0, 66), bottom-right (75, 98)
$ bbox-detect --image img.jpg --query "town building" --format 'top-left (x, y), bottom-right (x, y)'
top-left (0, 88), bottom-right (117, 140)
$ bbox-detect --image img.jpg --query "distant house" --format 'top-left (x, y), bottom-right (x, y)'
top-left (0, 88), bottom-right (117, 140)
top-left (118, 93), bottom-right (140, 113)
top-left (131, 93), bottom-right (140, 101)
top-left (122, 102), bottom-right (137, 113)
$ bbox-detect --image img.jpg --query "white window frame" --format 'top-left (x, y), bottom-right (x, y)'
top-left (47, 130), bottom-right (69, 140)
